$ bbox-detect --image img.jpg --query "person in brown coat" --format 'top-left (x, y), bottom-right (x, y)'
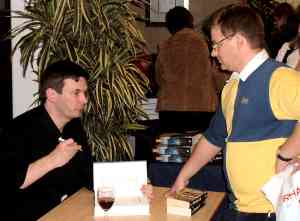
top-left (155, 6), bottom-right (228, 133)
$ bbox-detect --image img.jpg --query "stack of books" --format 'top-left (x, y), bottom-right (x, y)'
top-left (153, 132), bottom-right (199, 163)
top-left (167, 188), bottom-right (208, 216)
top-left (153, 132), bottom-right (223, 164)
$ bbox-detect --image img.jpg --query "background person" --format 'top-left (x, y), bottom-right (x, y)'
top-left (275, 14), bottom-right (300, 68)
top-left (170, 5), bottom-right (300, 221)
top-left (270, 2), bottom-right (298, 58)
top-left (155, 6), bottom-right (228, 134)
top-left (276, 4), bottom-right (300, 72)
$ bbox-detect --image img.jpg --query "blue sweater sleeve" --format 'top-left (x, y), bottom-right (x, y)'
top-left (203, 105), bottom-right (227, 148)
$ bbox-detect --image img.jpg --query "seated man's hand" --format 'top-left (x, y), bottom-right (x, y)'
top-left (141, 184), bottom-right (153, 201)
top-left (50, 138), bottom-right (81, 168)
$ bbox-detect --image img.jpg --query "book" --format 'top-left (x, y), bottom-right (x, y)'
top-left (156, 137), bottom-right (193, 146)
top-left (153, 146), bottom-right (192, 155)
top-left (167, 188), bottom-right (208, 216)
top-left (167, 201), bottom-right (206, 216)
top-left (93, 161), bottom-right (150, 216)
top-left (167, 188), bottom-right (208, 208)
top-left (156, 132), bottom-right (202, 146)
top-left (155, 144), bottom-right (193, 149)
top-left (156, 154), bottom-right (189, 163)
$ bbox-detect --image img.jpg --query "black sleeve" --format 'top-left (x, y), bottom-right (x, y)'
top-left (1, 124), bottom-right (29, 189)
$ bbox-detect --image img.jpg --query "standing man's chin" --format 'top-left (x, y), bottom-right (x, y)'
top-left (219, 64), bottom-right (230, 72)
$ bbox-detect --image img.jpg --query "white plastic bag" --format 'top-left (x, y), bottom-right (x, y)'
top-left (261, 165), bottom-right (300, 221)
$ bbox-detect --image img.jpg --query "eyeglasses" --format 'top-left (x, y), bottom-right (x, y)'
top-left (211, 34), bottom-right (235, 50)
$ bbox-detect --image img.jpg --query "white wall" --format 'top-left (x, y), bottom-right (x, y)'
top-left (11, 0), bottom-right (38, 118)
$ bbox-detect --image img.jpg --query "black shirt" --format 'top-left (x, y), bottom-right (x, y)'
top-left (2, 105), bottom-right (92, 220)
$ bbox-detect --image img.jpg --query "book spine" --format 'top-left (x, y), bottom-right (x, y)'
top-left (157, 147), bottom-right (192, 155)
top-left (156, 155), bottom-right (188, 163)
top-left (189, 193), bottom-right (208, 208)
top-left (155, 144), bottom-right (192, 148)
top-left (156, 137), bottom-right (193, 146)
top-left (191, 201), bottom-right (206, 215)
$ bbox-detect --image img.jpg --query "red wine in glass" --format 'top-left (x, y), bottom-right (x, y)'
top-left (97, 186), bottom-right (115, 216)
top-left (98, 196), bottom-right (115, 211)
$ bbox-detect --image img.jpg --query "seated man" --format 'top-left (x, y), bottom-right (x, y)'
top-left (2, 60), bottom-right (152, 220)
top-left (2, 60), bottom-right (92, 220)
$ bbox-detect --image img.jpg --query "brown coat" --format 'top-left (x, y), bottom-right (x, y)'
top-left (155, 28), bottom-right (227, 112)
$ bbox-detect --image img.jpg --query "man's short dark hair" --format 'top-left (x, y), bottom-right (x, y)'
top-left (39, 60), bottom-right (89, 102)
top-left (211, 4), bottom-right (265, 49)
top-left (165, 6), bottom-right (194, 35)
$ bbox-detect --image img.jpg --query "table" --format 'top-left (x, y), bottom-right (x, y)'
top-left (38, 186), bottom-right (225, 221)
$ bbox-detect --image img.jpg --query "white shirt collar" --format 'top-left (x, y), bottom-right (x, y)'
top-left (229, 49), bottom-right (269, 82)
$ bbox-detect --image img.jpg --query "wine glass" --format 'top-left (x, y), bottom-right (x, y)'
top-left (97, 186), bottom-right (115, 220)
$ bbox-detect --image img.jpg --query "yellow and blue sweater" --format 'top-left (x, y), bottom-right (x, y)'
top-left (204, 59), bottom-right (300, 213)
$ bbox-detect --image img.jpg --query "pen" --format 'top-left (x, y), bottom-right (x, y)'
top-left (58, 137), bottom-right (83, 151)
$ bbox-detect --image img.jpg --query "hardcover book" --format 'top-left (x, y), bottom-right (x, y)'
top-left (167, 202), bottom-right (206, 216)
top-left (153, 146), bottom-right (192, 155)
top-left (167, 188), bottom-right (207, 216)
top-left (156, 137), bottom-right (193, 146)
top-left (156, 154), bottom-right (189, 163)
top-left (156, 132), bottom-right (202, 146)
top-left (155, 144), bottom-right (193, 149)
top-left (93, 161), bottom-right (150, 216)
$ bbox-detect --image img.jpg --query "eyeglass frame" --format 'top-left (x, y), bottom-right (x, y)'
top-left (211, 34), bottom-right (235, 50)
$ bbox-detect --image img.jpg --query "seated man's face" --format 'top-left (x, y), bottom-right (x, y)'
top-left (53, 77), bottom-right (88, 121)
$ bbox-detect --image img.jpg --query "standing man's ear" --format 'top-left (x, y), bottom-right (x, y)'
top-left (234, 34), bottom-right (244, 47)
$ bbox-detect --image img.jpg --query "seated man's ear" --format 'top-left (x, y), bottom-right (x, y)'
top-left (46, 88), bottom-right (58, 102)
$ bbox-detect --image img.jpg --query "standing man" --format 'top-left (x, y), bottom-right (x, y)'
top-left (3, 60), bottom-right (92, 220)
top-left (170, 5), bottom-right (300, 221)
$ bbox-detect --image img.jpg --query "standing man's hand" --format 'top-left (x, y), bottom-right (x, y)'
top-left (291, 158), bottom-right (300, 173)
top-left (275, 158), bottom-right (290, 173)
top-left (276, 157), bottom-right (300, 174)
top-left (167, 176), bottom-right (189, 197)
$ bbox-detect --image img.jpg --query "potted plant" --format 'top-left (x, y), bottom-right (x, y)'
top-left (9, 0), bottom-right (150, 161)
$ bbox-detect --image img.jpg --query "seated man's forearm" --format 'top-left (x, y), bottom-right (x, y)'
top-left (19, 154), bottom-right (57, 189)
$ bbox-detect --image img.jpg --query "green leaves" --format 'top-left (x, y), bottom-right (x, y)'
top-left (9, 0), bottom-right (149, 161)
